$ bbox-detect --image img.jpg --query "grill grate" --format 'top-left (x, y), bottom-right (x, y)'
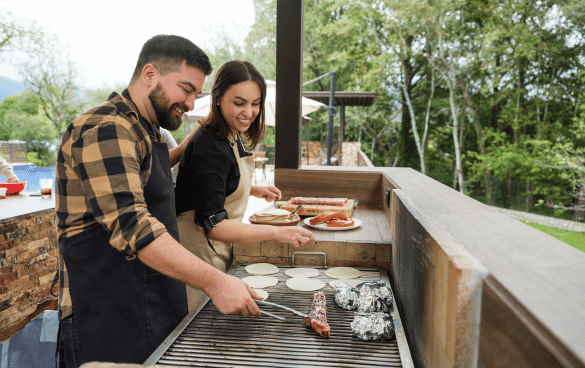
top-left (146, 265), bottom-right (410, 367)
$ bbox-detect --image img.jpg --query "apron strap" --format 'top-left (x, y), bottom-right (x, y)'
top-left (50, 269), bottom-right (59, 298)
top-left (199, 211), bottom-right (229, 254)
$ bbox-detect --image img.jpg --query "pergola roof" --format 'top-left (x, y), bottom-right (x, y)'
top-left (301, 91), bottom-right (376, 106)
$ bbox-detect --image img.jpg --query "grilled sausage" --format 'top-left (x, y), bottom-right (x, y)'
top-left (306, 291), bottom-right (330, 338)
top-left (326, 218), bottom-right (355, 227)
top-left (309, 212), bottom-right (350, 225)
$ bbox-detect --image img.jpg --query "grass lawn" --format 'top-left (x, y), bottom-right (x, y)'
top-left (523, 222), bottom-right (585, 253)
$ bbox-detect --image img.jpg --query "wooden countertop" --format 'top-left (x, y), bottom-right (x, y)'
top-left (243, 197), bottom-right (391, 245)
top-left (298, 207), bottom-right (391, 244)
top-left (0, 192), bottom-right (55, 222)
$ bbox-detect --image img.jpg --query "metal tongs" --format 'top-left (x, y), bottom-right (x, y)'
top-left (255, 299), bottom-right (310, 326)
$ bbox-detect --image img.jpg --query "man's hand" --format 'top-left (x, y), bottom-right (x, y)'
top-left (206, 273), bottom-right (262, 317)
top-left (169, 125), bottom-right (200, 167)
top-left (137, 232), bottom-right (262, 317)
top-left (6, 176), bottom-right (20, 184)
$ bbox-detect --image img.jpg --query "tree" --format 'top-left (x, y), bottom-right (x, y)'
top-left (0, 4), bottom-right (43, 57)
top-left (208, 0), bottom-right (585, 219)
top-left (0, 91), bottom-right (57, 166)
top-left (244, 0), bottom-right (277, 80)
top-left (539, 72), bottom-right (585, 220)
top-left (20, 42), bottom-right (84, 138)
top-left (0, 91), bottom-right (39, 140)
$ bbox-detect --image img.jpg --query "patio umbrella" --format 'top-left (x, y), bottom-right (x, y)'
top-left (186, 80), bottom-right (325, 126)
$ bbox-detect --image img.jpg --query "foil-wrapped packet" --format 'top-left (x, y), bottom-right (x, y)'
top-left (355, 281), bottom-right (393, 313)
top-left (351, 312), bottom-right (395, 341)
top-left (333, 283), bottom-right (358, 310)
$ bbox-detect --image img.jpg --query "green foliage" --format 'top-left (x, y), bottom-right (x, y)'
top-left (0, 90), bottom-right (57, 166)
top-left (0, 92), bottom-right (40, 140)
top-left (4, 0), bottom-right (584, 221)
top-left (26, 150), bottom-right (54, 167)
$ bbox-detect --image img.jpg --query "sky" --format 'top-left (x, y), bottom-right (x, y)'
top-left (0, 0), bottom-right (255, 91)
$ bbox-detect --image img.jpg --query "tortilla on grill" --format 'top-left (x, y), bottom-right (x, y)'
top-left (253, 288), bottom-right (269, 301)
top-left (285, 268), bottom-right (320, 278)
top-left (286, 277), bottom-right (325, 291)
top-left (245, 263), bottom-right (279, 276)
top-left (325, 267), bottom-right (362, 279)
top-left (241, 276), bottom-right (278, 289)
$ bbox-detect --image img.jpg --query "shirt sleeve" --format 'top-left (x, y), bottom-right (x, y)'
top-left (160, 128), bottom-right (178, 149)
top-left (0, 155), bottom-right (16, 180)
top-left (70, 118), bottom-right (167, 257)
top-left (187, 149), bottom-right (232, 228)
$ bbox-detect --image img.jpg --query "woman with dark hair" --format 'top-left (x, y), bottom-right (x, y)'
top-left (175, 60), bottom-right (315, 310)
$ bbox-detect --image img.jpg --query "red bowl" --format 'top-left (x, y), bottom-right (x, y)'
top-left (0, 181), bottom-right (27, 195)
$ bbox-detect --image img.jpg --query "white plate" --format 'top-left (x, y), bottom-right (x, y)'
top-left (303, 217), bottom-right (362, 231)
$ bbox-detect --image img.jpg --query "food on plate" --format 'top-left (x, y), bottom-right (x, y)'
top-left (286, 277), bottom-right (325, 291)
top-left (275, 201), bottom-right (287, 208)
top-left (241, 276), bottom-right (278, 289)
top-left (351, 312), bottom-right (394, 341)
top-left (285, 267), bottom-right (320, 278)
top-left (253, 289), bottom-right (269, 301)
top-left (325, 267), bottom-right (362, 279)
top-left (252, 208), bottom-right (293, 222)
top-left (249, 208), bottom-right (301, 226)
top-left (290, 197), bottom-right (347, 206)
top-left (309, 212), bottom-right (349, 225)
top-left (306, 291), bottom-right (330, 338)
top-left (245, 263), bottom-right (279, 276)
top-left (326, 217), bottom-right (355, 227)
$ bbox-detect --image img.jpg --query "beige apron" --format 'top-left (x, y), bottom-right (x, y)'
top-left (177, 135), bottom-right (255, 311)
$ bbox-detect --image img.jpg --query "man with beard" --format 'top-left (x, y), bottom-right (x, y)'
top-left (54, 35), bottom-right (262, 367)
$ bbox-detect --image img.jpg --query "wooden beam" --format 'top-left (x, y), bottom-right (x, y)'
top-left (275, 0), bottom-right (303, 169)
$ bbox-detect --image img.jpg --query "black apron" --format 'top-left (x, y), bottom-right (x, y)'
top-left (59, 135), bottom-right (187, 365)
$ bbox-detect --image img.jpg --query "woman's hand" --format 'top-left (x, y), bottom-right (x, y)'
top-left (6, 176), bottom-right (20, 184)
top-left (250, 185), bottom-right (281, 202)
top-left (272, 226), bottom-right (316, 247)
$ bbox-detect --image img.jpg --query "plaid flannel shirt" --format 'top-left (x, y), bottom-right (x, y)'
top-left (56, 90), bottom-right (167, 319)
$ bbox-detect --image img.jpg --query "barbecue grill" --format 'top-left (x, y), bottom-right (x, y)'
top-left (144, 264), bottom-right (413, 367)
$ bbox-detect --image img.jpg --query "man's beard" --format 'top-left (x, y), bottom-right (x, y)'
top-left (148, 83), bottom-right (185, 131)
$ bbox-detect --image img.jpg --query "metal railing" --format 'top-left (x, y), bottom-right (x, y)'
top-left (0, 141), bottom-right (27, 164)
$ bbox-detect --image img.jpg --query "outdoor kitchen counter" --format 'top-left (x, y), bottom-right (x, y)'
top-left (297, 206), bottom-right (392, 244)
top-left (0, 192), bottom-right (55, 223)
top-left (237, 206), bottom-right (393, 269)
top-left (0, 192), bottom-right (58, 333)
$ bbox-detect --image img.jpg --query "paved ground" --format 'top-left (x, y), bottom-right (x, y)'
top-left (496, 207), bottom-right (585, 232)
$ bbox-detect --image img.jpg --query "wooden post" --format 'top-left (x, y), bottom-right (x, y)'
top-left (275, 0), bottom-right (303, 169)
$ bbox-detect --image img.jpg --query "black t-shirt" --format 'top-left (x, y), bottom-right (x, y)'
top-left (175, 126), bottom-right (252, 227)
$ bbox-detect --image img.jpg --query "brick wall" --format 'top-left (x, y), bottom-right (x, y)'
top-left (0, 211), bottom-right (58, 330)
top-left (300, 141), bottom-right (363, 166)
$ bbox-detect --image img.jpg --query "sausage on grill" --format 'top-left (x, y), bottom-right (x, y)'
top-left (303, 291), bottom-right (330, 338)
